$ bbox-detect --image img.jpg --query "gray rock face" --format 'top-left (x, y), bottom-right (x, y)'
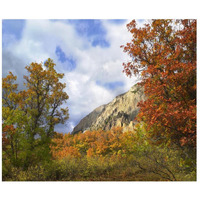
top-left (71, 84), bottom-right (145, 134)
top-left (71, 105), bottom-right (106, 134)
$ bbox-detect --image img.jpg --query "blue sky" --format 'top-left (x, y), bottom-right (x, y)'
top-left (68, 19), bottom-right (110, 48)
top-left (2, 19), bottom-right (144, 133)
top-left (96, 80), bottom-right (124, 90)
top-left (55, 46), bottom-right (76, 71)
top-left (2, 19), bottom-right (25, 40)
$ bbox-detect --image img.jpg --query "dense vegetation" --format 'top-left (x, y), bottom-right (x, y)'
top-left (2, 19), bottom-right (196, 181)
top-left (3, 126), bottom-right (195, 181)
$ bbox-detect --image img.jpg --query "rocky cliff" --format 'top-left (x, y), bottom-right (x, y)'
top-left (71, 84), bottom-right (145, 134)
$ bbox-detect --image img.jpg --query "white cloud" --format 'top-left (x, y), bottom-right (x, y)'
top-left (3, 19), bottom-right (140, 133)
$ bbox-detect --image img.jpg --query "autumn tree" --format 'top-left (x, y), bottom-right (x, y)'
top-left (2, 72), bottom-right (26, 166)
top-left (121, 20), bottom-right (196, 148)
top-left (2, 58), bottom-right (69, 167)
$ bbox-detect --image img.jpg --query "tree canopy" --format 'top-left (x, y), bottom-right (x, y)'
top-left (2, 58), bottom-right (69, 167)
top-left (121, 19), bottom-right (196, 148)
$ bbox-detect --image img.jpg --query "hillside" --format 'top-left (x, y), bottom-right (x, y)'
top-left (72, 84), bottom-right (145, 134)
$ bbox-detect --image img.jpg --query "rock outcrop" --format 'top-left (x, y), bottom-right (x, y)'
top-left (72, 105), bottom-right (106, 134)
top-left (71, 84), bottom-right (145, 134)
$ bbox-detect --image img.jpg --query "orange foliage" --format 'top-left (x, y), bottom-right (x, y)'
top-left (52, 146), bottom-right (81, 159)
top-left (121, 19), bottom-right (196, 148)
top-left (2, 125), bottom-right (16, 150)
top-left (51, 127), bottom-right (133, 160)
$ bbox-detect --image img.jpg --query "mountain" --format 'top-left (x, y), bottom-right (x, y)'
top-left (71, 84), bottom-right (145, 134)
top-left (71, 105), bottom-right (106, 134)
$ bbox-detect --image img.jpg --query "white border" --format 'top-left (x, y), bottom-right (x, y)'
top-left (0, 0), bottom-right (199, 200)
